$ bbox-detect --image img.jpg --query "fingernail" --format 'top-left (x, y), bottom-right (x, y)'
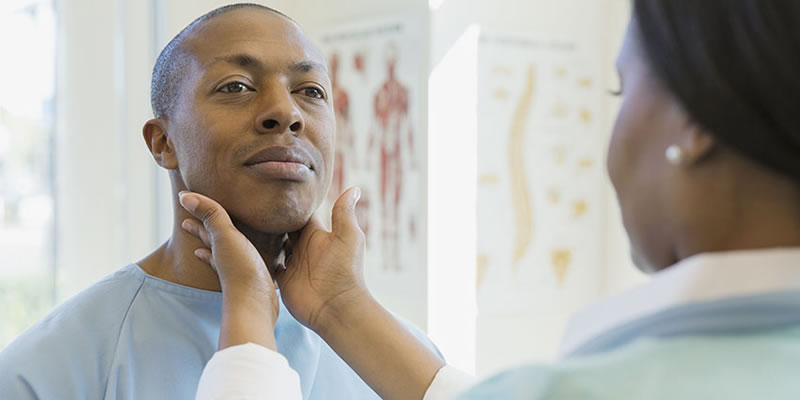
top-left (353, 187), bottom-right (361, 208)
top-left (179, 192), bottom-right (198, 212)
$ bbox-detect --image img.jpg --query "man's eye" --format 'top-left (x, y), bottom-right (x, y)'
top-left (301, 87), bottom-right (325, 100)
top-left (219, 82), bottom-right (251, 93)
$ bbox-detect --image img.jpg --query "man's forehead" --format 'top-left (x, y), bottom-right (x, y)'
top-left (182, 8), bottom-right (326, 69)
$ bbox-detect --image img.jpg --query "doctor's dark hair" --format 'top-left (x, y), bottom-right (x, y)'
top-left (150, 3), bottom-right (290, 120)
top-left (633, 0), bottom-right (800, 178)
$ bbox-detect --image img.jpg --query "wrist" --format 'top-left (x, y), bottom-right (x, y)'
top-left (222, 283), bottom-right (279, 321)
top-left (219, 268), bottom-right (271, 292)
top-left (313, 287), bottom-right (376, 338)
top-left (220, 291), bottom-right (279, 351)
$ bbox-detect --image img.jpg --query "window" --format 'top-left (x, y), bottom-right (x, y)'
top-left (0, 0), bottom-right (56, 348)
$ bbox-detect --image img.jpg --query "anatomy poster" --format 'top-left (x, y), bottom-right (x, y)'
top-left (315, 19), bottom-right (424, 299)
top-left (476, 33), bottom-right (609, 315)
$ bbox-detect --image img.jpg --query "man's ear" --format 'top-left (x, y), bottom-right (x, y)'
top-left (143, 119), bottom-right (178, 170)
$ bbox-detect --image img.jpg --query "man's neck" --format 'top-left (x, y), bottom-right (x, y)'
top-left (138, 201), bottom-right (284, 292)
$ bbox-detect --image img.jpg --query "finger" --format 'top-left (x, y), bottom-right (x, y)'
top-left (193, 247), bottom-right (213, 265)
top-left (331, 187), bottom-right (363, 239)
top-left (178, 191), bottom-right (235, 236)
top-left (181, 218), bottom-right (212, 248)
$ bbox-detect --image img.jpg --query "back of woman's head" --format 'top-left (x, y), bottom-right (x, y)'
top-left (634, 0), bottom-right (800, 179)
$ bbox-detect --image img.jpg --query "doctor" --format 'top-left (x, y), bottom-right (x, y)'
top-left (181, 0), bottom-right (800, 398)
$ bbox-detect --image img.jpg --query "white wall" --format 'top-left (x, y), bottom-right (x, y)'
top-left (429, 0), bottom-right (642, 376)
top-left (55, 0), bottom-right (157, 301)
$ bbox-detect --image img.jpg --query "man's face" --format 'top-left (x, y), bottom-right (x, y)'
top-left (169, 9), bottom-right (334, 234)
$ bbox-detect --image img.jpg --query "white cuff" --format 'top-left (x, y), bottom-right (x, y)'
top-left (423, 365), bottom-right (476, 400)
top-left (195, 343), bottom-right (303, 400)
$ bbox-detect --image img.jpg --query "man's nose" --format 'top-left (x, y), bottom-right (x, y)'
top-left (255, 86), bottom-right (304, 135)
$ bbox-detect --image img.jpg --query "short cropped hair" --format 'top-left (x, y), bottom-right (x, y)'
top-left (150, 3), bottom-right (289, 119)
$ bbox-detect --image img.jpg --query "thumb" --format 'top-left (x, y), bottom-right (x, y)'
top-left (331, 187), bottom-right (362, 239)
top-left (178, 191), bottom-right (235, 235)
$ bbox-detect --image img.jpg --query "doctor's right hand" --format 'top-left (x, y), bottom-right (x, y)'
top-left (278, 187), bottom-right (446, 400)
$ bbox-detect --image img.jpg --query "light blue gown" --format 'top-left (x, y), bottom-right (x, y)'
top-left (459, 291), bottom-right (800, 399)
top-left (0, 264), bottom-right (438, 400)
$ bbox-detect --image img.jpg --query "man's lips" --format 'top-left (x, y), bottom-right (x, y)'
top-left (244, 146), bottom-right (315, 181)
top-left (244, 146), bottom-right (314, 168)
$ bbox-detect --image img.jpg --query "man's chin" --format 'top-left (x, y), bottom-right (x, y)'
top-left (231, 212), bottom-right (312, 236)
top-left (220, 188), bottom-right (322, 235)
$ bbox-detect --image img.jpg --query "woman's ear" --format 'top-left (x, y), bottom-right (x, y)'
top-left (679, 122), bottom-right (716, 165)
top-left (143, 119), bottom-right (178, 170)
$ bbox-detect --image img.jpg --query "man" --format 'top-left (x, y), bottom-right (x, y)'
top-left (0, 4), bottom-right (436, 399)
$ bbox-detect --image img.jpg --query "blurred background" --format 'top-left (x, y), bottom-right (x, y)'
top-left (0, 0), bottom-right (644, 378)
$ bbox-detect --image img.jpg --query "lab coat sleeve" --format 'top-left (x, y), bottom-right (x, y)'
top-left (423, 365), bottom-right (477, 400)
top-left (195, 343), bottom-right (302, 400)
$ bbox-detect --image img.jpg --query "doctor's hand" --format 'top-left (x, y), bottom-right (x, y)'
top-left (277, 187), bottom-right (370, 335)
top-left (279, 187), bottom-right (445, 400)
top-left (178, 190), bottom-right (279, 351)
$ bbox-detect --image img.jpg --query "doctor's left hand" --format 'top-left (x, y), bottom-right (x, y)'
top-left (276, 187), bottom-right (371, 336)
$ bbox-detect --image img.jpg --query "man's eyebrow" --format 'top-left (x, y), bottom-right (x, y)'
top-left (290, 60), bottom-right (327, 74)
top-left (210, 54), bottom-right (264, 69)
top-left (209, 55), bottom-right (326, 75)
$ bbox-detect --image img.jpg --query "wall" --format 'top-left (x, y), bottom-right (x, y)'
top-left (55, 0), bottom-right (157, 301)
top-left (430, 0), bottom-right (642, 376)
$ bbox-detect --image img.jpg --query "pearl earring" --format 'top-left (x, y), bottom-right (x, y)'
top-left (665, 145), bottom-right (685, 165)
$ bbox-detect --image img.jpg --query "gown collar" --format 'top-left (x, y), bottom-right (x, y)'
top-left (560, 248), bottom-right (800, 357)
